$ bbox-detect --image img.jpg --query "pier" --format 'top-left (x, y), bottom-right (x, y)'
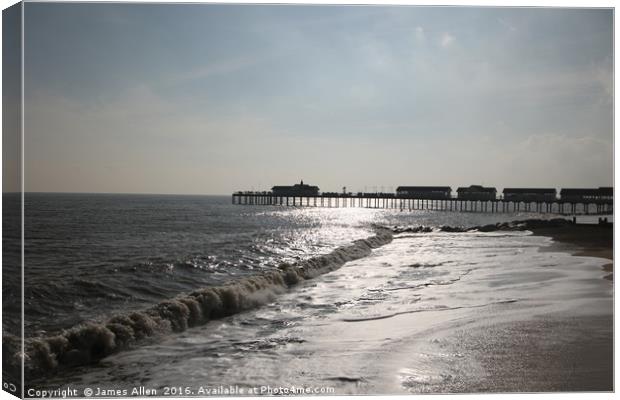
top-left (231, 191), bottom-right (613, 215)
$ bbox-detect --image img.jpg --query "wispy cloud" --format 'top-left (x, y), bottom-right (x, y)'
top-left (168, 57), bottom-right (258, 84)
top-left (415, 26), bottom-right (425, 43)
top-left (498, 18), bottom-right (517, 32)
top-left (440, 32), bottom-right (455, 47)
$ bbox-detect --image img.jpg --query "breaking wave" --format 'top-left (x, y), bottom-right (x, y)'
top-left (5, 229), bottom-right (393, 379)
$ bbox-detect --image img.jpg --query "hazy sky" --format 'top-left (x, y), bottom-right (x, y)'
top-left (19, 4), bottom-right (613, 194)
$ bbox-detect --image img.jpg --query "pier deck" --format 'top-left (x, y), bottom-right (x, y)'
top-left (232, 192), bottom-right (613, 215)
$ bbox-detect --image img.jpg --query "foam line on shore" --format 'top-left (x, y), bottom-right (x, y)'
top-left (341, 299), bottom-right (519, 323)
top-left (368, 269), bottom-right (473, 292)
top-left (6, 229), bottom-right (393, 379)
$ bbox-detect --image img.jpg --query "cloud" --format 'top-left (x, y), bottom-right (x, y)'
top-left (591, 56), bottom-right (613, 101)
top-left (415, 26), bottom-right (425, 43)
top-left (168, 57), bottom-right (258, 84)
top-left (498, 18), bottom-right (517, 32)
top-left (429, 132), bottom-right (613, 189)
top-left (501, 134), bottom-right (612, 187)
top-left (440, 32), bottom-right (455, 48)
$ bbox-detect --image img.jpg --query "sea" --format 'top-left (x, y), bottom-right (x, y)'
top-left (2, 193), bottom-right (613, 395)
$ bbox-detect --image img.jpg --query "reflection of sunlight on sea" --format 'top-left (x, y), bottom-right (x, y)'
top-left (250, 208), bottom-right (380, 264)
top-left (253, 206), bottom-right (557, 267)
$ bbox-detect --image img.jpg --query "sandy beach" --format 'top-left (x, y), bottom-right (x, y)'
top-left (533, 222), bottom-right (614, 280)
top-left (384, 222), bottom-right (614, 394)
top-left (448, 223), bottom-right (614, 393)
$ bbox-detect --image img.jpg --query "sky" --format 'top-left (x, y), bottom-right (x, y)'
top-left (13, 3), bottom-right (614, 194)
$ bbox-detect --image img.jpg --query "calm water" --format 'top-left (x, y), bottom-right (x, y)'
top-left (2, 193), bottom-right (612, 393)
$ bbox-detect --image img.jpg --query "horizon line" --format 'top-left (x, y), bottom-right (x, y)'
top-left (3, 184), bottom-right (615, 197)
top-left (3, 191), bottom-right (231, 196)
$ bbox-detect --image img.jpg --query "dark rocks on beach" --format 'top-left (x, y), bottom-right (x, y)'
top-left (392, 226), bottom-right (434, 234)
top-left (477, 224), bottom-right (499, 232)
top-left (476, 218), bottom-right (573, 232)
top-left (393, 218), bottom-right (574, 235)
top-left (439, 225), bottom-right (470, 233)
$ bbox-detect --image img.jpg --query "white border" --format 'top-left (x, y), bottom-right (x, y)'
top-left (0, 2), bottom-right (615, 400)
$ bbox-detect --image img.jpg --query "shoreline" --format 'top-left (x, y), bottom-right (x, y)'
top-left (397, 221), bottom-right (614, 393)
top-left (531, 222), bottom-right (613, 280)
top-left (451, 222), bottom-right (614, 392)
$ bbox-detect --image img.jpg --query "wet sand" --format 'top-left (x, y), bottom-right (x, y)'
top-left (450, 223), bottom-right (614, 393)
top-left (532, 222), bottom-right (613, 280)
top-left (400, 223), bottom-right (614, 393)
top-left (442, 313), bottom-right (613, 392)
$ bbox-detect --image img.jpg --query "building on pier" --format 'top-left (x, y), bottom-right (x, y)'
top-left (456, 185), bottom-right (497, 201)
top-left (503, 188), bottom-right (556, 202)
top-left (396, 186), bottom-right (452, 199)
top-left (560, 187), bottom-right (614, 202)
top-left (354, 192), bottom-right (395, 198)
top-left (598, 187), bottom-right (613, 201)
top-left (271, 180), bottom-right (319, 197)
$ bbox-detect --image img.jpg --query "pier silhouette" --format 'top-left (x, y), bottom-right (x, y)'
top-left (232, 183), bottom-right (613, 215)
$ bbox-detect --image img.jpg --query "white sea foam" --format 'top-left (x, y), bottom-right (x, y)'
top-left (12, 229), bottom-right (394, 379)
